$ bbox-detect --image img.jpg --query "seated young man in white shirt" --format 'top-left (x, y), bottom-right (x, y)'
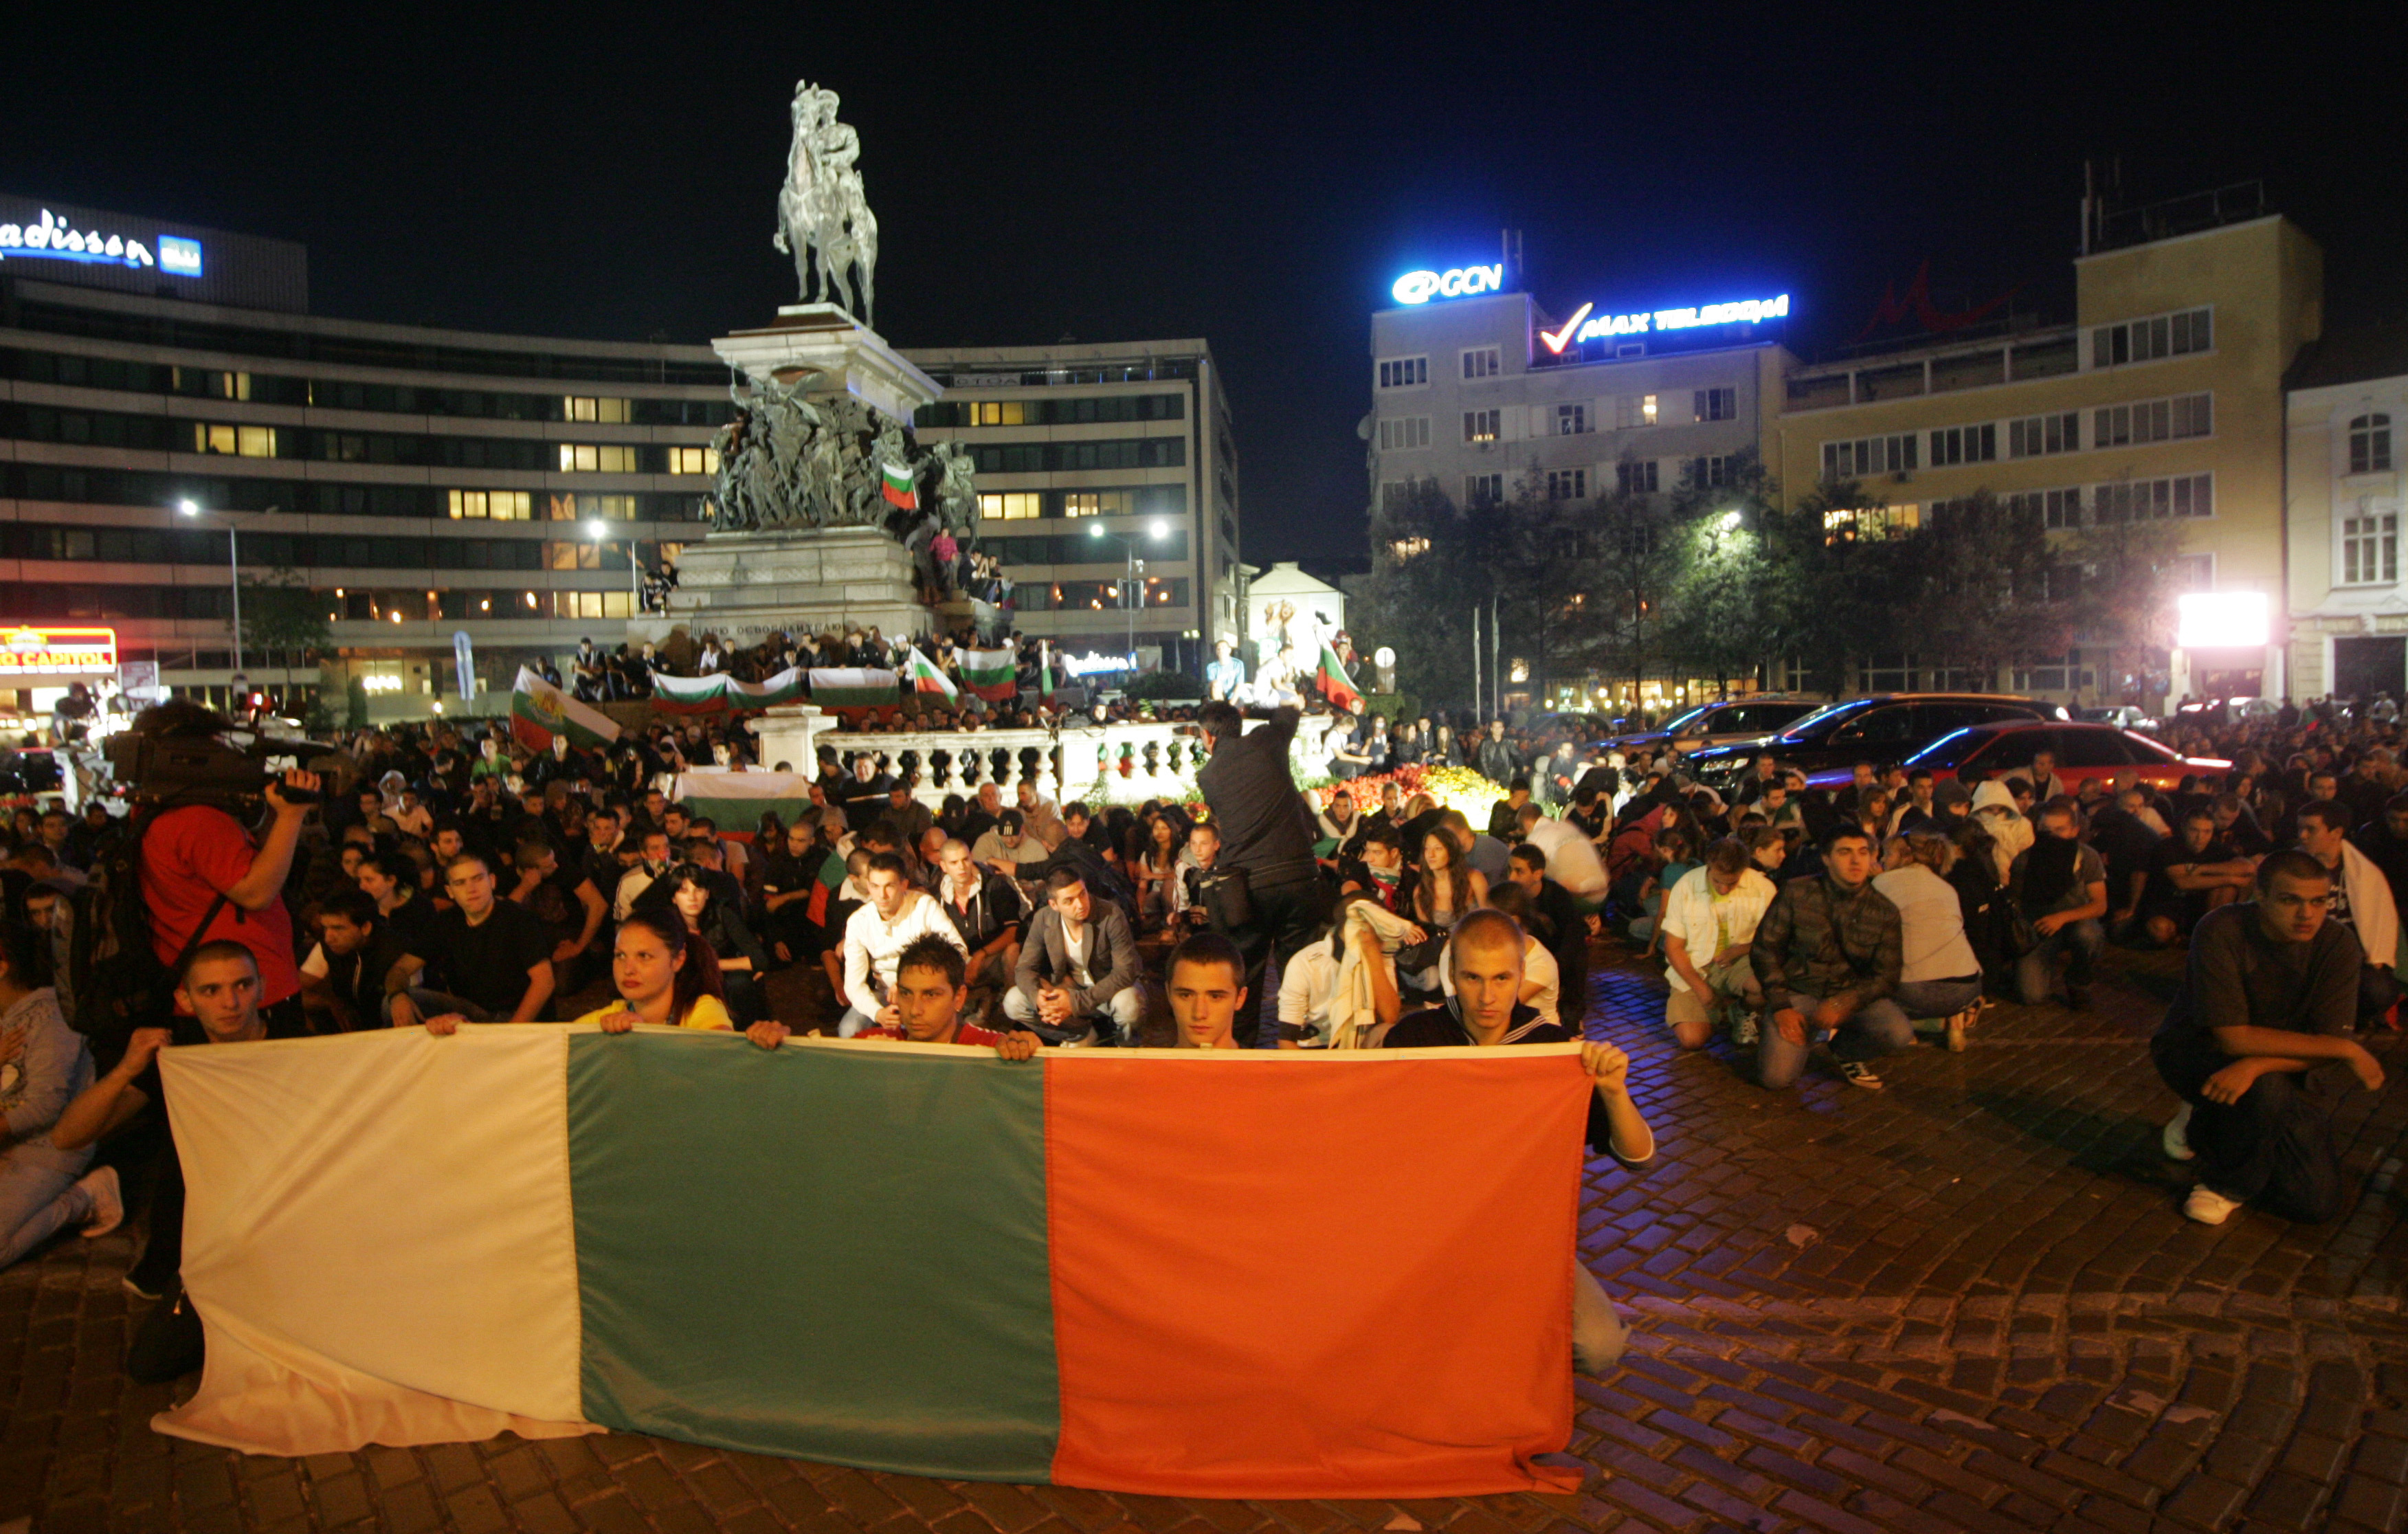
top-left (837, 852), bottom-right (968, 1037)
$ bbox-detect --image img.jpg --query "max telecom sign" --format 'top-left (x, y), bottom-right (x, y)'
top-left (1540, 293), bottom-right (1789, 353)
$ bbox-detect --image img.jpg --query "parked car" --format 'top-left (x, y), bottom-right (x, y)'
top-left (2074, 705), bottom-right (2156, 731)
top-left (1683, 693), bottom-right (2070, 785)
top-left (1804, 721), bottom-right (2230, 793)
top-left (1594, 696), bottom-right (1823, 758)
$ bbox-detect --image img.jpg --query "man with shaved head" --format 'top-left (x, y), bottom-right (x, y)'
top-left (1383, 907), bottom-right (1654, 1373)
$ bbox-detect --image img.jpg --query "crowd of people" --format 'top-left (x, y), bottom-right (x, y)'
top-left (0, 685), bottom-right (2400, 1394)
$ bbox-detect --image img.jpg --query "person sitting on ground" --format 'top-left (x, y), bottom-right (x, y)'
top-left (2007, 799), bottom-right (2109, 1008)
top-left (661, 865), bottom-right (770, 1026)
top-left (750, 934), bottom-right (1038, 1056)
top-left (1167, 931), bottom-right (1258, 1050)
top-left (1489, 779), bottom-right (1534, 842)
top-left (1274, 894), bottom-right (1414, 1047)
top-left (1166, 820), bottom-right (1223, 932)
top-left (1315, 789), bottom-right (1359, 853)
top-left (0, 921), bottom-right (111, 1272)
top-left (2295, 798), bottom-right (2402, 1027)
top-left (2154, 850), bottom-right (2388, 1225)
top-left (1506, 842), bottom-right (1592, 1025)
top-left (52, 942), bottom-right (305, 1378)
top-left (1383, 908), bottom-right (1653, 1373)
top-left (837, 852), bottom-right (968, 1037)
top-left (1875, 832), bottom-right (1984, 1050)
top-left (577, 909), bottom-right (734, 1033)
top-left (1007, 868), bottom-right (1144, 1045)
top-left (933, 837), bottom-right (1026, 1001)
top-left (971, 810), bottom-right (1049, 882)
top-left (1660, 836), bottom-right (1776, 1051)
top-left (1516, 801), bottom-right (1610, 907)
top-left (1414, 825), bottom-right (1487, 933)
top-left (1629, 828), bottom-right (1697, 954)
top-left (2137, 810), bottom-right (2257, 946)
top-left (2090, 786), bottom-right (2167, 931)
top-left (390, 854), bottom-right (557, 1030)
top-left (1436, 882), bottom-right (1561, 1028)
top-left (1750, 826), bottom-right (1908, 1091)
top-left (297, 889), bottom-right (405, 1032)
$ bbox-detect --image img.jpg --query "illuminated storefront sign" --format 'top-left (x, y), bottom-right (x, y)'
top-left (2176, 592), bottom-right (2269, 649)
top-left (1391, 263), bottom-right (1506, 305)
top-left (1062, 652), bottom-right (1137, 677)
top-left (0, 209), bottom-right (205, 277)
top-left (0, 627), bottom-right (118, 678)
top-left (1539, 292), bottom-right (1790, 353)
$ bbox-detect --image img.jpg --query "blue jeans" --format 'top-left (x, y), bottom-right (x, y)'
top-left (0, 1146), bottom-right (93, 1271)
top-left (1895, 977), bottom-right (1983, 1021)
top-left (1758, 988), bottom-right (1913, 1091)
top-left (2015, 920), bottom-right (2104, 1004)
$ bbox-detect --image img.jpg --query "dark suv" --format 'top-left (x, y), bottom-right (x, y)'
top-left (1682, 694), bottom-right (2071, 784)
top-left (1594, 696), bottom-right (1823, 757)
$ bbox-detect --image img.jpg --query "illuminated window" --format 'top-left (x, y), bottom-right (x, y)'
top-left (2009, 412), bottom-right (2080, 458)
top-left (2350, 414), bottom-right (2394, 475)
top-left (559, 444), bottom-right (638, 473)
top-left (1060, 491), bottom-right (1133, 518)
top-left (1464, 472), bottom-right (1503, 506)
top-left (547, 542), bottom-right (605, 570)
top-left (1376, 357), bottom-right (1428, 390)
top-left (1461, 348), bottom-right (1501, 380)
top-left (195, 423), bottom-right (276, 458)
top-left (564, 396), bottom-right (632, 423)
top-left (1378, 416), bottom-right (1431, 451)
top-left (977, 492), bottom-right (1042, 520)
top-left (1554, 403), bottom-right (1588, 436)
top-left (666, 445), bottom-right (720, 476)
top-left (1618, 394), bottom-right (1658, 429)
top-left (449, 490), bottom-right (533, 520)
top-left (1692, 388), bottom-right (1735, 422)
top-left (548, 493), bottom-right (640, 521)
top-left (2341, 502), bottom-right (2398, 586)
top-left (1822, 504), bottom-right (1921, 540)
top-left (553, 590), bottom-right (633, 619)
top-left (1390, 537), bottom-right (1431, 559)
top-left (1464, 410), bottom-right (1500, 444)
top-left (1547, 468), bottom-right (1589, 500)
top-left (962, 400), bottom-right (1026, 426)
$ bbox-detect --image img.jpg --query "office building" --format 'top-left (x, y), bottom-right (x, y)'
top-left (0, 194), bottom-right (726, 720)
top-left (1769, 192), bottom-right (2321, 704)
top-left (1366, 266), bottom-right (1789, 523)
top-left (2284, 322), bottom-right (2408, 698)
top-left (902, 340), bottom-right (1240, 671)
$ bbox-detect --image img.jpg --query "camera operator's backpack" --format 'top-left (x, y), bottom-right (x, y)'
top-left (72, 807), bottom-right (228, 1060)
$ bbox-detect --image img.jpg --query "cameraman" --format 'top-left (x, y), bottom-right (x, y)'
top-left (129, 702), bottom-right (320, 1030)
top-left (1194, 700), bottom-right (1329, 1046)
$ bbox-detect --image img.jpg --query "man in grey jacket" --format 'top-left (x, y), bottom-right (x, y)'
top-left (1007, 868), bottom-right (1144, 1045)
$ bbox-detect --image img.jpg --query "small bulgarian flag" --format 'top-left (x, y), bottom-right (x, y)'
top-left (1314, 641), bottom-right (1362, 711)
top-left (881, 460), bottom-right (917, 510)
top-left (153, 1027), bottom-right (1590, 1495)
top-left (1040, 640), bottom-right (1056, 701)
top-left (959, 647), bottom-right (1018, 702)
top-left (509, 667), bottom-right (621, 751)
top-left (903, 645), bottom-right (957, 700)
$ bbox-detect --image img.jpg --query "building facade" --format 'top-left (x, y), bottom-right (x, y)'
top-left (0, 196), bottom-right (727, 722)
top-left (1366, 279), bottom-right (1788, 522)
top-left (2284, 324), bottom-right (2408, 699)
top-left (902, 340), bottom-right (1240, 672)
top-left (1770, 209), bottom-right (2323, 706)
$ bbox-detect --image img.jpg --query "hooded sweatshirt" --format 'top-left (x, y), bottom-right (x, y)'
top-left (1970, 779), bottom-right (2033, 885)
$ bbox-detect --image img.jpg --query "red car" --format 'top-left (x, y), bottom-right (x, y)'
top-left (1803, 720), bottom-right (2230, 792)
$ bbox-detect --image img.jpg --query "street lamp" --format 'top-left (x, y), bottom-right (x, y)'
top-left (588, 519), bottom-right (643, 612)
top-left (177, 499), bottom-right (243, 676)
top-left (1087, 520), bottom-right (1169, 665)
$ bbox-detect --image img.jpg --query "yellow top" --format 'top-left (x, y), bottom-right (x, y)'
top-left (568, 994), bottom-right (735, 1032)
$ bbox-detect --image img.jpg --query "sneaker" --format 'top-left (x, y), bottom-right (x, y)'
top-left (1731, 1014), bottom-right (1759, 1047)
top-left (2162, 1102), bottom-right (2196, 1161)
top-left (75, 1165), bottom-right (123, 1238)
top-left (2183, 1184), bottom-right (2242, 1225)
top-left (1837, 1060), bottom-right (1884, 1090)
top-left (1945, 1009), bottom-right (1970, 1053)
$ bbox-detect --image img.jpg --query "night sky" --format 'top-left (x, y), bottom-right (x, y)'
top-left (6, 11), bottom-right (2404, 565)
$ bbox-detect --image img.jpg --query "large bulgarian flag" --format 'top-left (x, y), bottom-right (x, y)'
top-left (651, 667), bottom-right (809, 715)
top-left (151, 1028), bottom-right (1588, 1496)
top-left (1315, 641), bottom-right (1362, 711)
top-left (669, 770), bottom-right (816, 842)
top-left (959, 647), bottom-right (1018, 702)
top-left (510, 667), bottom-right (621, 751)
top-left (807, 667), bottom-right (901, 713)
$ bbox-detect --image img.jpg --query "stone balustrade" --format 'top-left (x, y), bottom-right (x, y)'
top-left (752, 705), bottom-right (1342, 808)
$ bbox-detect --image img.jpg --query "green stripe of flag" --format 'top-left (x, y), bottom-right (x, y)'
top-left (567, 1036), bottom-right (1060, 1479)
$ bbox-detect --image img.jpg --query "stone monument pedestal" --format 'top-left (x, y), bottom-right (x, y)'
top-left (629, 302), bottom-right (948, 650)
top-left (631, 526), bottom-right (924, 648)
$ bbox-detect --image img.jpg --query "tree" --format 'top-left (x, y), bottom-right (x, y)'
top-left (2069, 505), bottom-right (2191, 702)
top-left (1763, 479), bottom-right (1913, 696)
top-left (1359, 477), bottom-right (1493, 706)
top-left (238, 566), bottom-right (332, 691)
top-left (1897, 492), bottom-right (2071, 687)
top-left (1662, 454), bottom-right (1784, 696)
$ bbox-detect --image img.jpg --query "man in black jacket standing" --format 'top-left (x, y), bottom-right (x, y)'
top-left (1196, 701), bottom-right (1329, 1046)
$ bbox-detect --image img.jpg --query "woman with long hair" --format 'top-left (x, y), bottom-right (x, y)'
top-left (1877, 832), bottom-right (1983, 1049)
top-left (1414, 825), bottom-right (1487, 931)
top-left (577, 908), bottom-right (733, 1032)
top-left (1135, 813), bottom-right (1186, 930)
top-left (662, 866), bottom-right (771, 1025)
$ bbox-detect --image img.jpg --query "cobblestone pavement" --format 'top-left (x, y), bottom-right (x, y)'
top-left (5, 943), bottom-right (2407, 1533)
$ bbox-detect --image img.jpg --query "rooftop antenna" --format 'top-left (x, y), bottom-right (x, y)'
top-left (1502, 227), bottom-right (1524, 290)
